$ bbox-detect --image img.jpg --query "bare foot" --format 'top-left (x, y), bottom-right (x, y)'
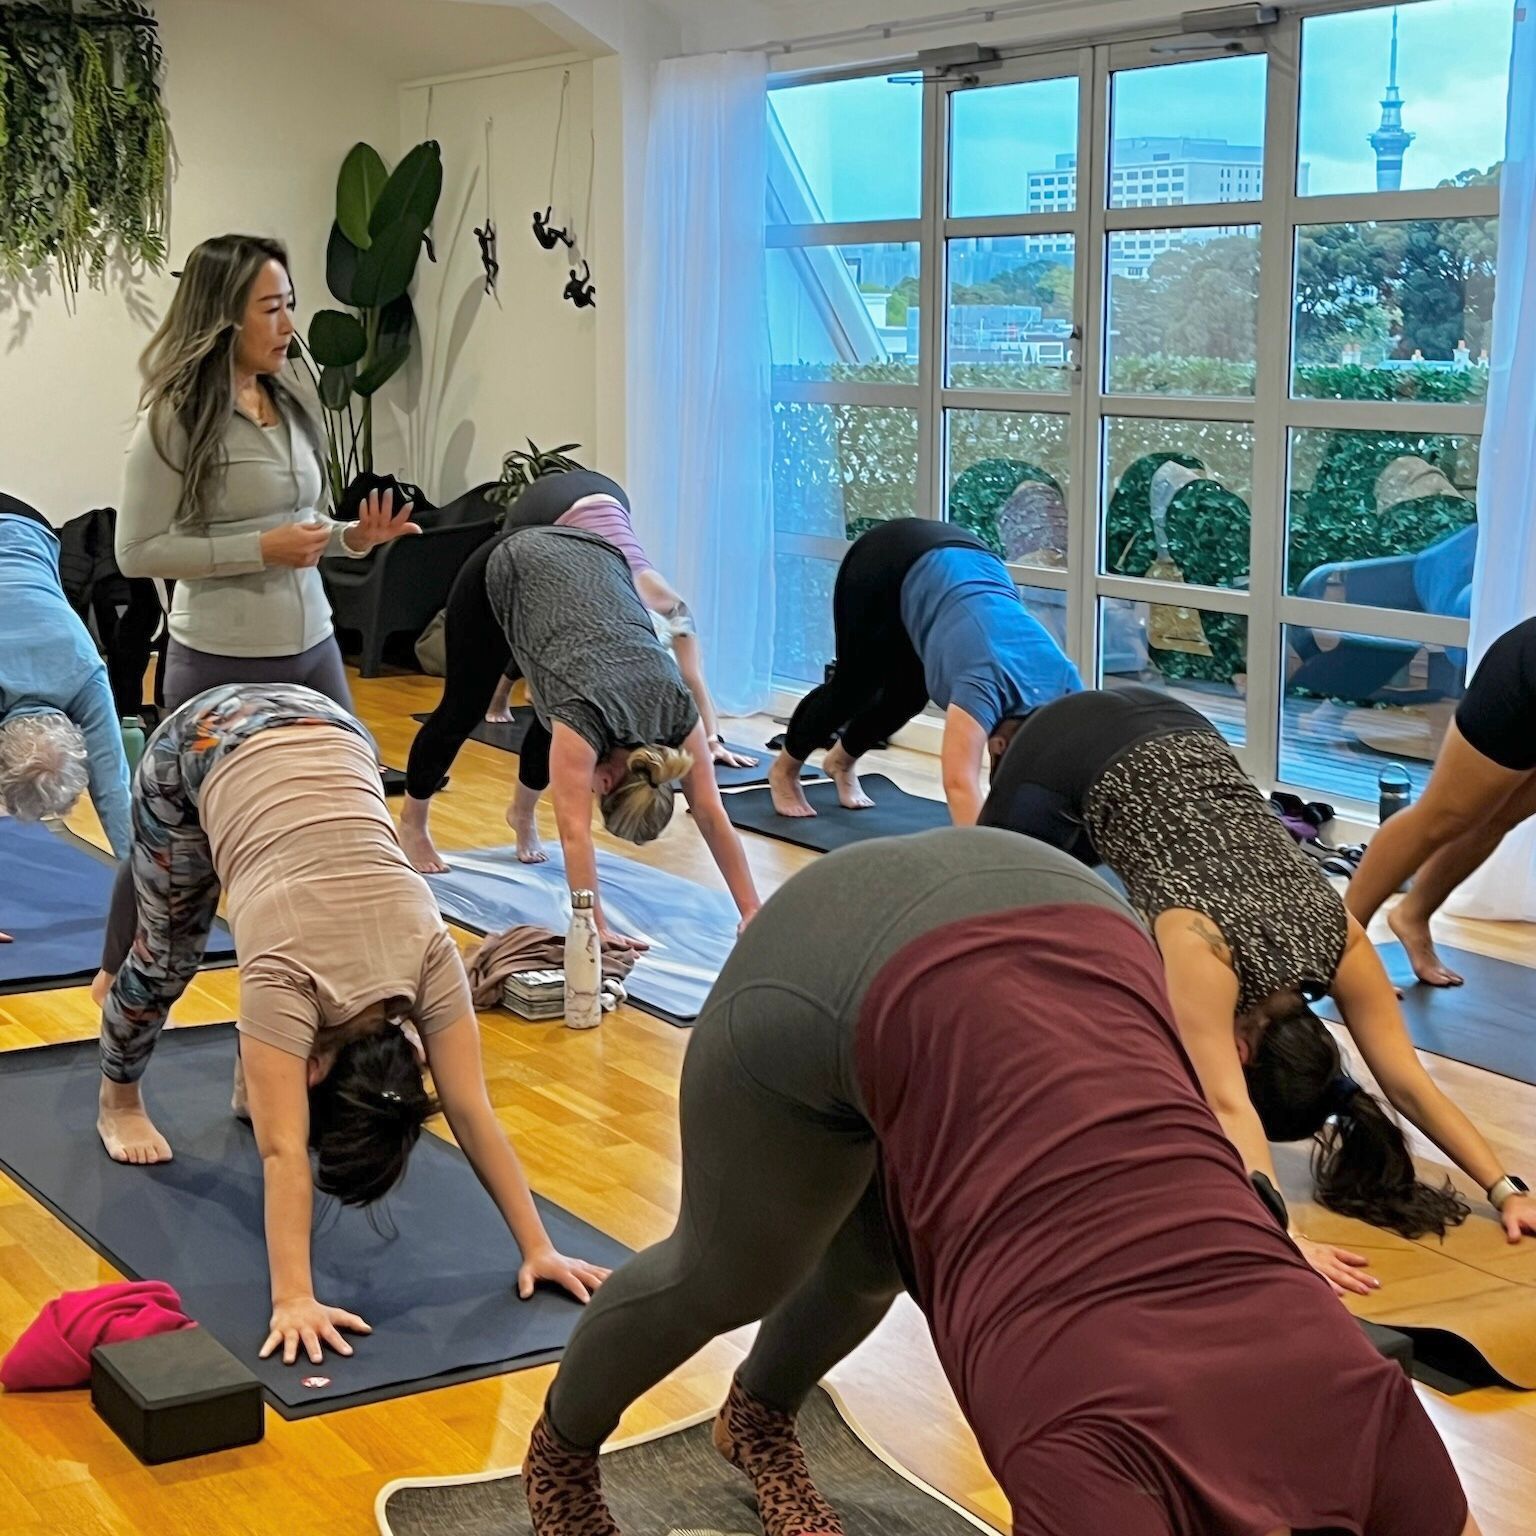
top-left (400, 822), bottom-right (450, 875)
top-left (485, 676), bottom-right (516, 725)
top-left (1387, 904), bottom-right (1464, 986)
top-left (90, 968), bottom-right (114, 1007)
top-left (823, 743), bottom-right (874, 810)
top-left (769, 753), bottom-right (816, 818)
top-left (98, 1083), bottom-right (173, 1165)
top-left (506, 801), bottom-right (548, 864)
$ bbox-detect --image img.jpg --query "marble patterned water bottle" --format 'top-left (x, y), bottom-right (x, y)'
top-left (563, 889), bottom-right (602, 1031)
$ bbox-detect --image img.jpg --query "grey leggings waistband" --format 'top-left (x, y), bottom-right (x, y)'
top-left (162, 636), bottom-right (352, 714)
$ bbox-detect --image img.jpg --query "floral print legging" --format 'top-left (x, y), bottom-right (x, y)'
top-left (99, 682), bottom-right (372, 1084)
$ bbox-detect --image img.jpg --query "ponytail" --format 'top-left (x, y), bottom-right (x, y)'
top-left (599, 744), bottom-right (693, 845)
top-left (1244, 1002), bottom-right (1469, 1239)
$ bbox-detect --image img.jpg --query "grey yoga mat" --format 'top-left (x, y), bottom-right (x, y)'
top-left (0, 817), bottom-right (235, 994)
top-left (720, 776), bottom-right (950, 853)
top-left (426, 844), bottom-right (737, 1024)
top-left (0, 1025), bottom-right (631, 1418)
top-left (376, 1383), bottom-right (996, 1536)
top-left (1316, 941), bottom-right (1536, 1086)
top-left (409, 710), bottom-right (803, 790)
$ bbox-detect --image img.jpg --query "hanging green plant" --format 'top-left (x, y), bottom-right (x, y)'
top-left (0, 0), bottom-right (170, 292)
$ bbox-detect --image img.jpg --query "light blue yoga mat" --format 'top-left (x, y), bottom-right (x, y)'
top-left (426, 844), bottom-right (737, 1024)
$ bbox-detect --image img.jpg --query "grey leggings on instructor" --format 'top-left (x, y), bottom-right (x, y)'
top-left (544, 828), bottom-right (1130, 1449)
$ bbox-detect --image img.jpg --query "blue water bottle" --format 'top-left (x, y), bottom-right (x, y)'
top-left (1377, 763), bottom-right (1412, 823)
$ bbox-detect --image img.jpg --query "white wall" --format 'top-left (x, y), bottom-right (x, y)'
top-left (394, 58), bottom-right (602, 500)
top-left (0, 0), bottom-right (397, 522)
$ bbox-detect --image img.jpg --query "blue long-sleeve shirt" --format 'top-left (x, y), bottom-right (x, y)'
top-left (0, 512), bottom-right (133, 858)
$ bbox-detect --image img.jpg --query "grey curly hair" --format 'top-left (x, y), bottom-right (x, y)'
top-left (0, 712), bottom-right (92, 823)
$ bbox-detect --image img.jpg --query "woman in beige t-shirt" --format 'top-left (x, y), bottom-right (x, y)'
top-left (92, 682), bottom-right (609, 1366)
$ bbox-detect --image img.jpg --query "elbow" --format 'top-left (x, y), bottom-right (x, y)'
top-left (115, 542), bottom-right (151, 579)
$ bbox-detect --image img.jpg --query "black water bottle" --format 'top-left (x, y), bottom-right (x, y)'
top-left (1377, 764), bottom-right (1412, 824)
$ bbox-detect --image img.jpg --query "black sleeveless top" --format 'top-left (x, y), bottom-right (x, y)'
top-left (1084, 727), bottom-right (1348, 1013)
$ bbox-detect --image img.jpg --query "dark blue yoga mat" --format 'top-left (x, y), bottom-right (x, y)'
top-left (0, 819), bottom-right (235, 994)
top-left (0, 1025), bottom-right (631, 1417)
top-left (1316, 942), bottom-right (1536, 1087)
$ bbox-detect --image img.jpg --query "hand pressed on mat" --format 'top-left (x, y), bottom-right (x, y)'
top-left (262, 1295), bottom-right (371, 1366)
top-left (519, 1247), bottom-right (612, 1304)
top-left (1293, 1235), bottom-right (1378, 1297)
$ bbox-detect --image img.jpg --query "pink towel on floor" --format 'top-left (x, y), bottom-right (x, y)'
top-left (0, 1281), bottom-right (195, 1391)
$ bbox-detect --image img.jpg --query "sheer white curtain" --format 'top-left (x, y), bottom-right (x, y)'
top-left (1446, 2), bottom-right (1536, 918)
top-left (628, 51), bottom-right (775, 716)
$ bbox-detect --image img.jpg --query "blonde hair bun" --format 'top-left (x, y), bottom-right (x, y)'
top-left (600, 743), bottom-right (694, 845)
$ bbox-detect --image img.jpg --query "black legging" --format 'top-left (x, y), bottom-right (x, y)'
top-left (500, 468), bottom-right (629, 530)
top-left (783, 518), bottom-right (988, 761)
top-left (496, 470), bottom-right (632, 686)
top-left (403, 534), bottom-right (551, 799)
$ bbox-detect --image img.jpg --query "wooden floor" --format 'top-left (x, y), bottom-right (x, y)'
top-left (1, 664), bottom-right (1534, 1536)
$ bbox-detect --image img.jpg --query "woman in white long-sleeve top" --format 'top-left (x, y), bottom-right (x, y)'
top-left (117, 234), bottom-right (419, 712)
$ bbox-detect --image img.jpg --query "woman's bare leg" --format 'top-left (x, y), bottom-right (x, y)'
top-left (1387, 770), bottom-right (1536, 983)
top-left (505, 779), bottom-right (548, 863)
top-left (1347, 723), bottom-right (1527, 928)
top-left (486, 674), bottom-right (517, 723)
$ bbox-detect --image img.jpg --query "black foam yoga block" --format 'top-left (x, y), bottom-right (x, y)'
top-left (92, 1327), bottom-right (264, 1464)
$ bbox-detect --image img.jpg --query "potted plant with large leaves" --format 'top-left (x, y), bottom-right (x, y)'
top-left (289, 139), bottom-right (443, 516)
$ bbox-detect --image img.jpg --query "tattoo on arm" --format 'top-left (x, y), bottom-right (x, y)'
top-left (1190, 915), bottom-right (1232, 964)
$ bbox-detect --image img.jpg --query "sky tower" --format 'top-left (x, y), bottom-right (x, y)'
top-left (1368, 8), bottom-right (1415, 191)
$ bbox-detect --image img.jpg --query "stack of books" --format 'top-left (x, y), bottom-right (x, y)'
top-left (501, 968), bottom-right (567, 1021)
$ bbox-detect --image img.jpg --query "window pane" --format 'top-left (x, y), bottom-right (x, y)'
top-left (1102, 419), bottom-right (1252, 586)
top-left (774, 552), bottom-right (839, 686)
top-left (1105, 227), bottom-right (1258, 395)
top-left (947, 236), bottom-right (1075, 391)
top-left (950, 76), bottom-right (1080, 218)
top-left (769, 244), bottom-right (920, 383)
top-left (1021, 583), bottom-right (1070, 653)
top-left (1292, 219), bottom-right (1496, 403)
top-left (1281, 624), bottom-right (1466, 800)
top-left (946, 410), bottom-right (1072, 570)
top-left (1286, 428), bottom-right (1479, 613)
top-left (1108, 56), bottom-right (1268, 209)
top-left (1100, 600), bottom-right (1248, 745)
top-left (1298, 0), bottom-right (1511, 197)
top-left (769, 76), bottom-right (921, 224)
top-left (772, 402), bottom-right (919, 540)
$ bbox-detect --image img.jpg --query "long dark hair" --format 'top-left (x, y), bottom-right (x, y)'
top-left (1244, 1002), bottom-right (1469, 1239)
top-left (308, 1028), bottom-right (439, 1207)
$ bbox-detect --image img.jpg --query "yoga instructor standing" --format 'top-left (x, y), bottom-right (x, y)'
top-left (117, 234), bottom-right (419, 712)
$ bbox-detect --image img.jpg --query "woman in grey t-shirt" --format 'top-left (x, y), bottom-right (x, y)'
top-left (403, 526), bottom-right (760, 948)
top-left (117, 234), bottom-right (419, 711)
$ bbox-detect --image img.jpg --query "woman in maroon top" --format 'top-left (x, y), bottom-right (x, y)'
top-left (522, 829), bottom-right (1475, 1536)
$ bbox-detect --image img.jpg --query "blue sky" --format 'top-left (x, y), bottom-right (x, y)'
top-left (769, 0), bottom-right (1513, 219)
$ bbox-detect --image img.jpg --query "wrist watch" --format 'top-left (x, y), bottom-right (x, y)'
top-left (1487, 1174), bottom-right (1529, 1210)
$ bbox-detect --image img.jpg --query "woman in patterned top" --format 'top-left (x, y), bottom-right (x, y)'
top-left (980, 686), bottom-right (1536, 1292)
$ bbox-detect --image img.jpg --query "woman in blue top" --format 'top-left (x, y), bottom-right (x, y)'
top-left (769, 518), bottom-right (1081, 825)
top-left (0, 496), bottom-right (133, 861)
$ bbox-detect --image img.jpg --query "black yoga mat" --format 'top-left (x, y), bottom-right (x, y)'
top-left (409, 711), bottom-right (801, 789)
top-left (378, 1383), bottom-right (994, 1536)
top-left (0, 1025), bottom-right (630, 1418)
top-left (412, 708), bottom-right (537, 756)
top-left (1316, 942), bottom-right (1536, 1086)
top-left (720, 775), bottom-right (949, 853)
top-left (0, 818), bottom-right (234, 995)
